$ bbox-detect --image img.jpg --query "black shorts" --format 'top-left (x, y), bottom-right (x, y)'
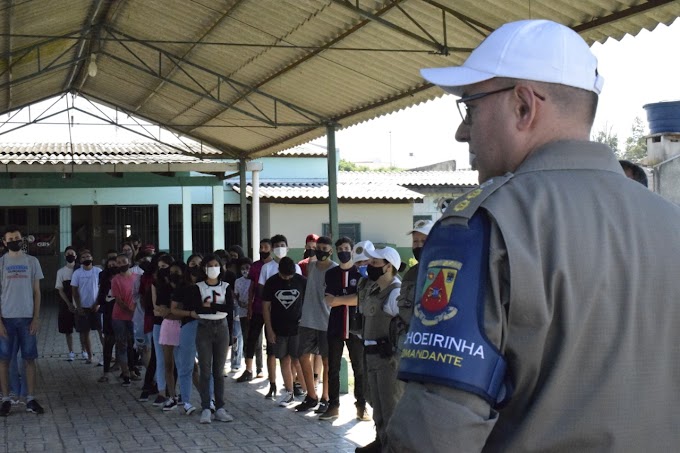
top-left (275, 334), bottom-right (300, 359)
top-left (58, 301), bottom-right (75, 334)
top-left (295, 326), bottom-right (328, 358)
top-left (76, 310), bottom-right (102, 333)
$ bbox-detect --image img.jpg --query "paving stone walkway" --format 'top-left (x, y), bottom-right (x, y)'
top-left (0, 297), bottom-right (374, 453)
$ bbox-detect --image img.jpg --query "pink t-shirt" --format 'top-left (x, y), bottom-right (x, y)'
top-left (111, 273), bottom-right (139, 321)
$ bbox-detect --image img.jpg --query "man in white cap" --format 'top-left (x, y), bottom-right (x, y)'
top-left (356, 246), bottom-right (403, 453)
top-left (387, 19), bottom-right (680, 452)
top-left (392, 220), bottom-right (434, 355)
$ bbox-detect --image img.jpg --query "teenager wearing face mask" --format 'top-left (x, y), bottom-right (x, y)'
top-left (97, 257), bottom-right (119, 383)
top-left (110, 254), bottom-right (140, 387)
top-left (356, 246), bottom-right (404, 453)
top-left (321, 237), bottom-right (369, 421)
top-left (170, 256), bottom-right (202, 416)
top-left (231, 257), bottom-right (252, 375)
top-left (55, 246), bottom-right (79, 361)
top-left (236, 239), bottom-right (272, 384)
top-left (70, 250), bottom-right (103, 365)
top-left (292, 236), bottom-right (337, 413)
top-left (174, 255), bottom-right (234, 424)
top-left (298, 233), bottom-right (319, 277)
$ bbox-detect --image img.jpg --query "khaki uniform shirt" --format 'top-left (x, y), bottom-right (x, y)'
top-left (387, 141), bottom-right (680, 452)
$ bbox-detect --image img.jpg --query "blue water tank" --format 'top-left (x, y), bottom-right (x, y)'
top-left (643, 101), bottom-right (680, 134)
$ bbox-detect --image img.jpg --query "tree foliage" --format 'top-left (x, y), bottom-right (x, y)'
top-left (338, 159), bottom-right (402, 172)
top-left (621, 117), bottom-right (647, 162)
top-left (593, 123), bottom-right (620, 155)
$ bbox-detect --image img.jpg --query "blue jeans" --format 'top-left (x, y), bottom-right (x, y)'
top-left (176, 320), bottom-right (197, 403)
top-left (9, 340), bottom-right (27, 397)
top-left (231, 318), bottom-right (243, 369)
top-left (0, 318), bottom-right (38, 361)
top-left (153, 325), bottom-right (166, 392)
top-left (112, 319), bottom-right (134, 365)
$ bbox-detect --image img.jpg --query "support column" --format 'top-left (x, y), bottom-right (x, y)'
top-left (59, 206), bottom-right (72, 264)
top-left (327, 123), bottom-right (339, 241)
top-left (251, 169), bottom-right (261, 260)
top-left (182, 186), bottom-right (192, 261)
top-left (239, 159), bottom-right (249, 253)
top-left (213, 185), bottom-right (225, 251)
top-left (158, 203), bottom-right (170, 253)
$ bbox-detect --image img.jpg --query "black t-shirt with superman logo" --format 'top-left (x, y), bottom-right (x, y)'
top-left (263, 273), bottom-right (306, 336)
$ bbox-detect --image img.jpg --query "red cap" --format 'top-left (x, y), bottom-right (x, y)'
top-left (305, 234), bottom-right (320, 243)
top-left (141, 244), bottom-right (156, 253)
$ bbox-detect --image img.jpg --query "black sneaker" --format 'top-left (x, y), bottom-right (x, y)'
top-left (0, 400), bottom-right (11, 416)
top-left (355, 438), bottom-right (381, 453)
top-left (294, 396), bottom-right (318, 412)
top-left (152, 395), bottom-right (167, 406)
top-left (138, 391), bottom-right (149, 402)
top-left (26, 399), bottom-right (44, 414)
top-left (122, 377), bottom-right (131, 387)
top-left (236, 370), bottom-right (252, 383)
top-left (314, 399), bottom-right (329, 414)
top-left (293, 382), bottom-right (305, 397)
top-left (265, 383), bottom-right (277, 399)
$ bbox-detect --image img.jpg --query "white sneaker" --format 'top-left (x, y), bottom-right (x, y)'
top-left (277, 391), bottom-right (294, 407)
top-left (68, 352), bottom-right (75, 362)
top-left (210, 399), bottom-right (215, 413)
top-left (81, 351), bottom-right (89, 360)
top-left (183, 402), bottom-right (196, 415)
top-left (199, 408), bottom-right (212, 424)
top-left (214, 408), bottom-right (233, 422)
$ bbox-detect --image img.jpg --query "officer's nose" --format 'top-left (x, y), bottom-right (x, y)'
top-left (455, 121), bottom-right (469, 143)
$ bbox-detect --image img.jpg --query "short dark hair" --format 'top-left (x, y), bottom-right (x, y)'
top-left (271, 234), bottom-right (288, 246)
top-left (227, 245), bottom-right (245, 259)
top-left (278, 257), bottom-right (295, 276)
top-left (260, 238), bottom-right (272, 246)
top-left (619, 160), bottom-right (649, 187)
top-left (335, 236), bottom-right (354, 249)
top-left (4, 225), bottom-right (21, 238)
top-left (64, 245), bottom-right (77, 254)
top-left (239, 257), bottom-right (253, 266)
top-left (201, 254), bottom-right (224, 269)
top-left (316, 236), bottom-right (332, 247)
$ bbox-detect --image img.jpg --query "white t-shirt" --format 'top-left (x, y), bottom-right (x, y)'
top-left (70, 267), bottom-right (102, 308)
top-left (196, 280), bottom-right (230, 320)
top-left (258, 260), bottom-right (302, 286)
top-left (55, 265), bottom-right (75, 290)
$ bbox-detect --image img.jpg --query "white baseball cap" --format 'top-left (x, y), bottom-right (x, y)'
top-left (365, 246), bottom-right (402, 271)
top-left (353, 240), bottom-right (375, 263)
top-left (407, 219), bottom-right (434, 236)
top-left (421, 20), bottom-right (604, 96)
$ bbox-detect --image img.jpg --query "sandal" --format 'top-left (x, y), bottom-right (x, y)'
top-left (97, 375), bottom-right (109, 383)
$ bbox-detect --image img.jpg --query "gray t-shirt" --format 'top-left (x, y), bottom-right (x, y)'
top-left (70, 267), bottom-right (102, 308)
top-left (299, 260), bottom-right (337, 331)
top-left (0, 253), bottom-right (44, 318)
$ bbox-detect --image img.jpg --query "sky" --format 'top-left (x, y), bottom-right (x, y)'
top-left (1, 17), bottom-right (679, 169)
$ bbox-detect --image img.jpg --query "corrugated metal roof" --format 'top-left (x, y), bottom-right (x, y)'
top-left (0, 142), bottom-right (233, 173)
top-left (233, 181), bottom-right (424, 201)
top-left (339, 170), bottom-right (478, 186)
top-left (1, 1), bottom-right (678, 159)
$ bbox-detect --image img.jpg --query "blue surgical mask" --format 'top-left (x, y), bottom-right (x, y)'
top-left (358, 264), bottom-right (368, 278)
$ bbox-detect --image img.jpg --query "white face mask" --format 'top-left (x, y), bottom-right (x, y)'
top-left (206, 266), bottom-right (221, 279)
top-left (241, 269), bottom-right (249, 278)
top-left (273, 247), bottom-right (287, 259)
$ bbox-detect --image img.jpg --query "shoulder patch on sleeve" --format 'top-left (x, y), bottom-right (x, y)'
top-left (443, 173), bottom-right (514, 223)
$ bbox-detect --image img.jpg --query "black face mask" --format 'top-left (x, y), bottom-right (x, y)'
top-left (304, 249), bottom-right (315, 259)
top-left (259, 251), bottom-right (270, 260)
top-left (118, 264), bottom-right (130, 273)
top-left (315, 250), bottom-right (331, 261)
top-left (366, 264), bottom-right (385, 282)
top-left (81, 260), bottom-right (93, 267)
top-left (6, 240), bottom-right (22, 252)
top-left (65, 255), bottom-right (76, 263)
top-left (337, 251), bottom-right (352, 264)
top-left (190, 266), bottom-right (203, 277)
top-left (157, 268), bottom-right (170, 281)
top-left (108, 266), bottom-right (120, 275)
top-left (412, 247), bottom-right (423, 262)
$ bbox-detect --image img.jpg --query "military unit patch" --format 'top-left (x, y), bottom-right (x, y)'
top-left (414, 259), bottom-right (461, 326)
